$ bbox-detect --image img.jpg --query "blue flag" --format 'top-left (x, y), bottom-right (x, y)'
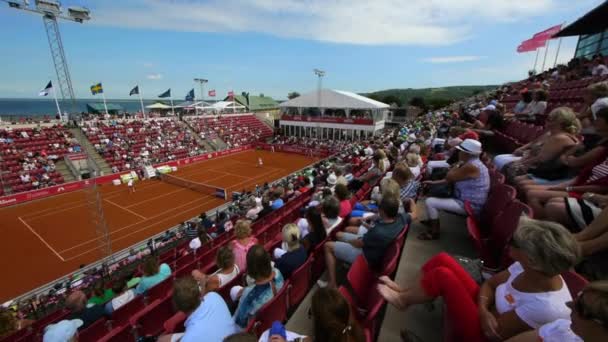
top-left (185, 89), bottom-right (194, 101)
top-left (129, 85), bottom-right (139, 96)
top-left (158, 88), bottom-right (171, 98)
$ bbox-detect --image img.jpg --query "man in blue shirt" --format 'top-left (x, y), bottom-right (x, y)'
top-left (158, 277), bottom-right (238, 342)
top-left (270, 190), bottom-right (284, 210)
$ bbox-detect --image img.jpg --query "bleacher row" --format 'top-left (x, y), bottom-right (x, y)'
top-left (1, 155), bottom-right (408, 342)
top-left (185, 115), bottom-right (274, 148)
top-left (0, 115), bottom-right (271, 195)
top-left (440, 153), bottom-right (590, 341)
top-left (82, 119), bottom-right (201, 172)
top-left (0, 126), bottom-right (75, 194)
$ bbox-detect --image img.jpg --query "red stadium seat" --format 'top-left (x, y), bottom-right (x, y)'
top-left (98, 324), bottom-right (135, 342)
top-left (110, 295), bottom-right (145, 327)
top-left (78, 317), bottom-right (110, 342)
top-left (163, 311), bottom-right (187, 334)
top-left (146, 276), bottom-right (173, 302)
top-left (130, 296), bottom-right (176, 337)
top-left (287, 258), bottom-right (312, 311)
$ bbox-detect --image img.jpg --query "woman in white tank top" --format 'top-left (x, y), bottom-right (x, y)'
top-left (192, 246), bottom-right (240, 292)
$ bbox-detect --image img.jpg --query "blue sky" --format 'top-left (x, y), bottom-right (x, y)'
top-left (0, 0), bottom-right (604, 100)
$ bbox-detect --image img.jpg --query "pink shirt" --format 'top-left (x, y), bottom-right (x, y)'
top-left (231, 237), bottom-right (258, 271)
top-left (339, 200), bottom-right (352, 218)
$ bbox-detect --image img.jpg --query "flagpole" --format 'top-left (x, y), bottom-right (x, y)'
top-left (101, 91), bottom-right (109, 116)
top-left (553, 37), bottom-right (563, 68)
top-left (170, 96), bottom-right (175, 116)
top-left (138, 88), bottom-right (146, 119)
top-left (533, 49), bottom-right (540, 74)
top-left (541, 40), bottom-right (550, 72)
top-left (232, 90), bottom-right (235, 114)
top-left (52, 82), bottom-right (62, 121)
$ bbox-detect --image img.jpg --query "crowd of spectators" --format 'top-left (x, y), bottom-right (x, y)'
top-left (3, 54), bottom-right (608, 342)
top-left (0, 125), bottom-right (78, 193)
top-left (82, 118), bottom-right (204, 172)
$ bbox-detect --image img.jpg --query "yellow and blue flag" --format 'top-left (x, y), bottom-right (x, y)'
top-left (90, 83), bottom-right (103, 95)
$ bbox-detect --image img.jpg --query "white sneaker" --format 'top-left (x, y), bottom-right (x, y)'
top-left (316, 279), bottom-right (328, 288)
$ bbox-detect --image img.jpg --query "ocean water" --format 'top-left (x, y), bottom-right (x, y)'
top-left (0, 98), bottom-right (159, 117)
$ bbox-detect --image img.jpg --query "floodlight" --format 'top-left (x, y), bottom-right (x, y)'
top-left (35, 0), bottom-right (61, 14)
top-left (68, 6), bottom-right (90, 22)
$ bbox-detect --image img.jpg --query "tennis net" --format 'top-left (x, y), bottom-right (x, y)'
top-left (158, 173), bottom-right (228, 200)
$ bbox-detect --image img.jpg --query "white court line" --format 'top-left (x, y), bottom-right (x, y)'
top-left (104, 199), bottom-right (147, 220)
top-left (124, 188), bottom-right (186, 208)
top-left (19, 217), bottom-right (65, 262)
top-left (60, 196), bottom-right (221, 261)
top-left (58, 195), bottom-right (218, 254)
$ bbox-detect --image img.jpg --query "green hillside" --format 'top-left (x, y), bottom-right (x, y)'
top-left (364, 85), bottom-right (498, 109)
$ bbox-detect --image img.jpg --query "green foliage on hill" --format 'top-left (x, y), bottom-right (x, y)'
top-left (364, 85), bottom-right (498, 109)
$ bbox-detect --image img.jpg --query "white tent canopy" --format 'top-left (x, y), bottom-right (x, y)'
top-left (210, 101), bottom-right (246, 110)
top-left (279, 89), bottom-right (389, 109)
top-left (146, 102), bottom-right (171, 109)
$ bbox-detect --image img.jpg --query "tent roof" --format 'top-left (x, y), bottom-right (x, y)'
top-left (146, 102), bottom-right (171, 109)
top-left (86, 103), bottom-right (123, 111)
top-left (555, 1), bottom-right (608, 37)
top-left (212, 101), bottom-right (246, 109)
top-left (232, 95), bottom-right (279, 111)
top-left (279, 89), bottom-right (389, 109)
top-left (175, 101), bottom-right (213, 108)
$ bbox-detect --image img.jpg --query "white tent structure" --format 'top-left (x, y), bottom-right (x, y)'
top-left (279, 89), bottom-right (389, 120)
top-left (196, 100), bottom-right (246, 114)
top-left (146, 102), bottom-right (172, 109)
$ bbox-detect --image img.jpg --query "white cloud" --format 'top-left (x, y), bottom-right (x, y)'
top-left (146, 73), bottom-right (162, 80)
top-left (90, 0), bottom-right (565, 46)
top-left (423, 56), bottom-right (486, 63)
top-left (142, 62), bottom-right (155, 68)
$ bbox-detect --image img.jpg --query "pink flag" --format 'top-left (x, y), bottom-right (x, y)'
top-left (228, 91), bottom-right (234, 98)
top-left (208, 90), bottom-right (216, 97)
top-left (532, 24), bottom-right (563, 42)
top-left (517, 37), bottom-right (546, 53)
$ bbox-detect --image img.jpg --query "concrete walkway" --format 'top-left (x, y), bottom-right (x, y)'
top-left (285, 201), bottom-right (476, 341)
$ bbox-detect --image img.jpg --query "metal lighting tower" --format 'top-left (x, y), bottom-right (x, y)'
top-left (194, 78), bottom-right (208, 115)
top-left (4, 0), bottom-right (91, 117)
top-left (313, 68), bottom-right (325, 109)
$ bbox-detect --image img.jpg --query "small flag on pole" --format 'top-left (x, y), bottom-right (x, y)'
top-left (208, 89), bottom-right (216, 97)
top-left (39, 81), bottom-right (52, 96)
top-left (185, 89), bottom-right (195, 101)
top-left (129, 85), bottom-right (139, 96)
top-left (90, 83), bottom-right (103, 95)
top-left (228, 90), bottom-right (234, 99)
top-left (158, 89), bottom-right (171, 98)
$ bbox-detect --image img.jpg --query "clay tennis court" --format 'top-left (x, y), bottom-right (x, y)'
top-left (0, 150), bottom-right (319, 301)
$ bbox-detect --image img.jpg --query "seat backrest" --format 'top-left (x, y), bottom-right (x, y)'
top-left (216, 272), bottom-right (245, 308)
top-left (78, 317), bottom-right (109, 342)
top-left (146, 276), bottom-right (174, 302)
top-left (346, 256), bottom-right (375, 305)
top-left (485, 200), bottom-right (533, 269)
top-left (561, 271), bottom-right (589, 297)
top-left (380, 242), bottom-right (400, 276)
top-left (130, 296), bottom-right (175, 337)
top-left (311, 239), bottom-right (328, 280)
top-left (110, 295), bottom-right (145, 326)
top-left (249, 281), bottom-right (290, 337)
top-left (287, 258), bottom-right (312, 310)
top-left (480, 183), bottom-right (516, 227)
top-left (162, 311), bottom-right (187, 334)
top-left (98, 324), bottom-right (135, 342)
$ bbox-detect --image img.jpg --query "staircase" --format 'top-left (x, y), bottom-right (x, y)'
top-left (69, 128), bottom-right (113, 175)
top-left (179, 121), bottom-right (216, 152)
top-left (211, 137), bottom-right (228, 150)
top-left (55, 160), bottom-right (76, 182)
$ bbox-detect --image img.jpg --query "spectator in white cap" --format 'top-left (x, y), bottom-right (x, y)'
top-left (420, 139), bottom-right (490, 240)
top-left (43, 319), bottom-right (82, 342)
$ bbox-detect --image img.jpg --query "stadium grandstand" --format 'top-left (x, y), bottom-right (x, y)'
top-left (2, 2), bottom-right (608, 342)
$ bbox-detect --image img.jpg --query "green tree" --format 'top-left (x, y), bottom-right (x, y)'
top-left (382, 95), bottom-right (402, 107)
top-left (409, 96), bottom-right (426, 109)
top-left (287, 92), bottom-right (300, 99)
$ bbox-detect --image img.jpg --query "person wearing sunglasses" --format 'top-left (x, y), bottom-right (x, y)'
top-left (506, 281), bottom-right (608, 342)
